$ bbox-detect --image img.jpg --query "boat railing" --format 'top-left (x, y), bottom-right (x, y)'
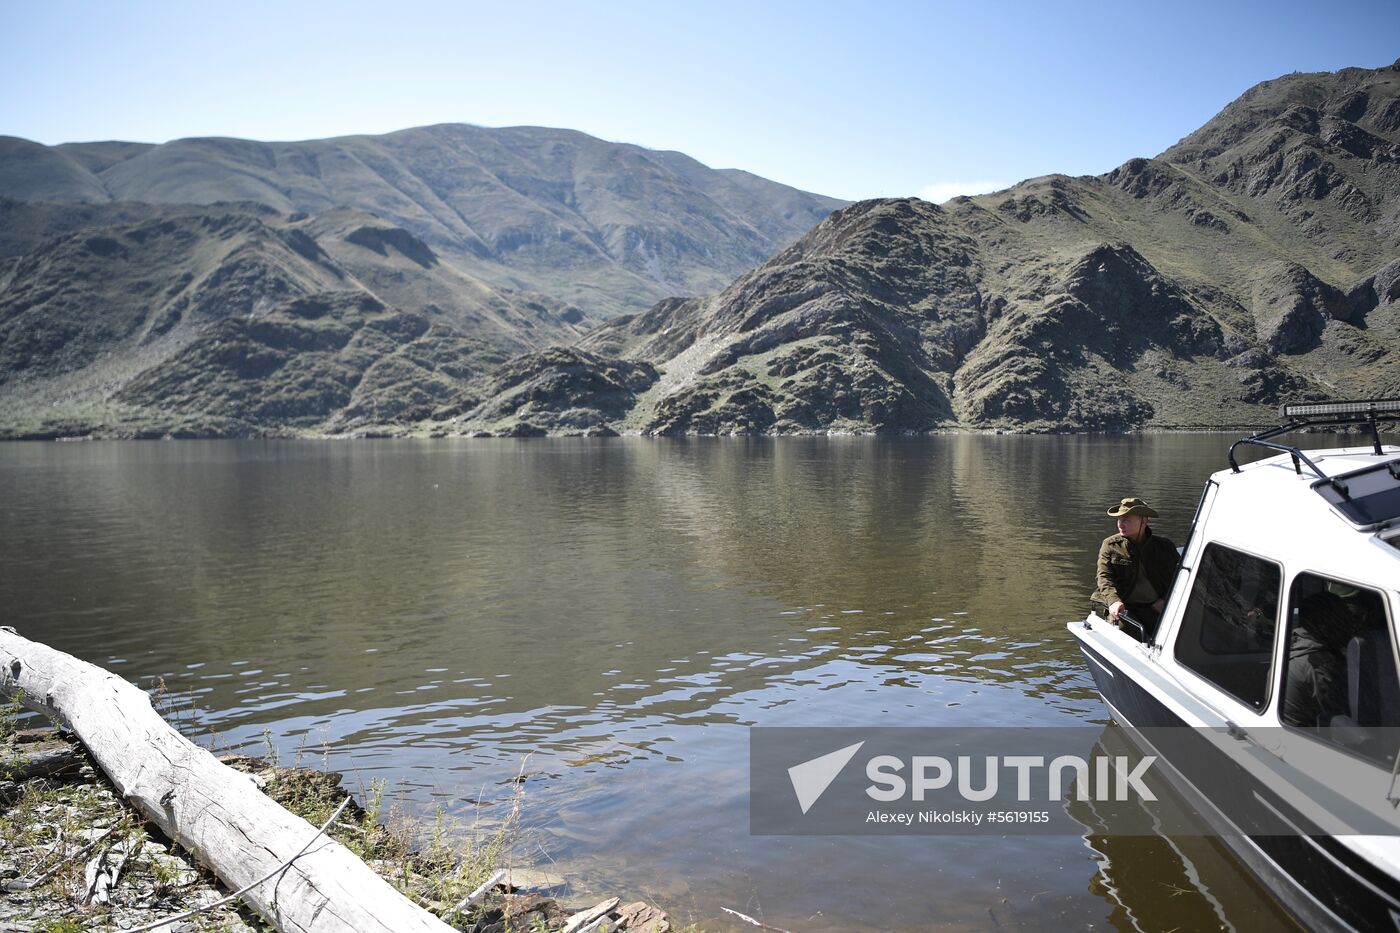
top-left (1116, 610), bottom-right (1149, 643)
top-left (1228, 398), bottom-right (1400, 475)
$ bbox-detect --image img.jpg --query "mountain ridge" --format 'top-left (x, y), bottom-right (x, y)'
top-left (447, 60), bottom-right (1400, 436)
top-left (2, 62), bottom-right (1398, 438)
top-left (0, 124), bottom-right (847, 318)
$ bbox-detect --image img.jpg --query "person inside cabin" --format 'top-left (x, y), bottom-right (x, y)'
top-left (1283, 580), bottom-right (1379, 729)
top-left (1091, 497), bottom-right (1179, 641)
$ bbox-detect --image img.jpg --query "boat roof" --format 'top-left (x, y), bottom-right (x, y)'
top-left (1203, 445), bottom-right (1400, 591)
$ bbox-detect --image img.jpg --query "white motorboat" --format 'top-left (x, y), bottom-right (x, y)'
top-left (1070, 399), bottom-right (1400, 930)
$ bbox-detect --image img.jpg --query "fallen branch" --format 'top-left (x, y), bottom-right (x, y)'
top-left (2, 823), bottom-right (121, 892)
top-left (84, 837), bottom-right (137, 906)
top-left (447, 867), bottom-right (507, 920)
top-left (562, 897), bottom-right (620, 933)
top-left (3, 737), bottom-right (83, 781)
top-left (721, 906), bottom-right (794, 933)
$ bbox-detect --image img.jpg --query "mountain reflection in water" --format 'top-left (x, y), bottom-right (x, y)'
top-left (2, 435), bottom-right (1371, 930)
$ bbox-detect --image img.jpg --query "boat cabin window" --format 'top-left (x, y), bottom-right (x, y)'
top-left (1312, 459), bottom-right (1400, 528)
top-left (1280, 572), bottom-right (1400, 766)
top-left (1173, 543), bottom-right (1280, 710)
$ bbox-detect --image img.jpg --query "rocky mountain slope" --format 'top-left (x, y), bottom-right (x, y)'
top-left (0, 200), bottom-right (583, 437)
top-left (443, 60), bottom-right (1400, 436)
top-left (0, 125), bottom-right (846, 318)
top-left (3, 62), bottom-right (1397, 439)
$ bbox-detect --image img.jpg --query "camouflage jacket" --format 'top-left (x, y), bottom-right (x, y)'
top-left (1092, 527), bottom-right (1179, 608)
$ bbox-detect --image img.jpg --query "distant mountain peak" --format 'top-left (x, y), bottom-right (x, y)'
top-left (0, 124), bottom-right (846, 319)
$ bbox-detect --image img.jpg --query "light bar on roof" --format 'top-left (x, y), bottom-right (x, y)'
top-left (1280, 398), bottom-right (1400, 418)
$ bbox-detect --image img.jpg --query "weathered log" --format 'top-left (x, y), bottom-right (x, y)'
top-left (3, 736), bottom-right (84, 781)
top-left (0, 628), bottom-right (456, 933)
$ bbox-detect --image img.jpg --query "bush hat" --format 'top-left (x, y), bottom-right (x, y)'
top-left (1107, 497), bottom-right (1159, 518)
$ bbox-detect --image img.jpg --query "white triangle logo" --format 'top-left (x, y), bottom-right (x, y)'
top-left (787, 741), bottom-right (865, 814)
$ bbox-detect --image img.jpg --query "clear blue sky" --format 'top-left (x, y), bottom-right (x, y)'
top-left (2, 0), bottom-right (1397, 201)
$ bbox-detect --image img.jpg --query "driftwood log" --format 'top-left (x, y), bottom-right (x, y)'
top-left (6, 734), bottom-right (84, 776)
top-left (0, 628), bottom-right (456, 933)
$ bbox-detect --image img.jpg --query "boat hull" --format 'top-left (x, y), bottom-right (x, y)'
top-left (1077, 637), bottom-right (1400, 931)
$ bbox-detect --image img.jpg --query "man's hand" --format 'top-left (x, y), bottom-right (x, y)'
top-left (1109, 601), bottom-right (1125, 622)
top-left (1151, 598), bottom-right (1165, 613)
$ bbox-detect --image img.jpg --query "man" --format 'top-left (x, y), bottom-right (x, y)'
top-left (1092, 497), bottom-right (1179, 640)
top-left (1282, 589), bottom-right (1353, 728)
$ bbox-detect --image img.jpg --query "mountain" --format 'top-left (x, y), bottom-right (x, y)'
top-left (4, 63), bottom-right (1398, 439)
top-left (0, 125), bottom-right (847, 318)
top-left (0, 199), bottom-right (583, 438)
top-left (444, 60), bottom-right (1400, 436)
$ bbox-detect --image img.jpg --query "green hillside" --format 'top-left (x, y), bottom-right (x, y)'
top-left (449, 60), bottom-right (1400, 436)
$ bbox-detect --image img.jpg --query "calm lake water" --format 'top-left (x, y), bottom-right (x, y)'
top-left (2, 435), bottom-right (1346, 930)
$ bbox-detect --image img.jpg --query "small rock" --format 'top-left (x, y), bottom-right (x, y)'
top-left (504, 422), bottom-right (547, 438)
top-left (617, 901), bottom-right (670, 932)
top-left (502, 891), bottom-right (565, 921)
top-left (504, 867), bottom-right (569, 893)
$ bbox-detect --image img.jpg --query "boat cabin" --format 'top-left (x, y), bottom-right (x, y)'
top-left (1157, 442), bottom-right (1400, 755)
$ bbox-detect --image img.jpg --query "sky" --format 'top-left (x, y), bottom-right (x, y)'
top-left (2, 1), bottom-right (1398, 202)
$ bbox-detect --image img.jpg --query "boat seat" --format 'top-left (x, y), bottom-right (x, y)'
top-left (1346, 631), bottom-right (1400, 727)
top-left (1325, 632), bottom-right (1400, 761)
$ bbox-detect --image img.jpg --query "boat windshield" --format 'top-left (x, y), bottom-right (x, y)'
top-left (1312, 459), bottom-right (1400, 528)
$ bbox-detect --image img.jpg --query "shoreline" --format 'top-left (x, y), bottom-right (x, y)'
top-left (4, 423), bottom-right (1391, 442)
top-left (1, 723), bottom-right (681, 933)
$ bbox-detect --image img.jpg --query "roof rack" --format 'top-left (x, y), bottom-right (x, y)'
top-left (1227, 398), bottom-right (1400, 477)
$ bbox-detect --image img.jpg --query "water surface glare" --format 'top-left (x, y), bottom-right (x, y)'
top-left (1, 436), bottom-right (1320, 930)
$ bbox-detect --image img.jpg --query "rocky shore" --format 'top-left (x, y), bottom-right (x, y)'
top-left (1, 725), bottom-right (676, 933)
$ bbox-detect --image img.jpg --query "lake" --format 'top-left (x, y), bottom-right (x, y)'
top-left (0, 435), bottom-right (1325, 930)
